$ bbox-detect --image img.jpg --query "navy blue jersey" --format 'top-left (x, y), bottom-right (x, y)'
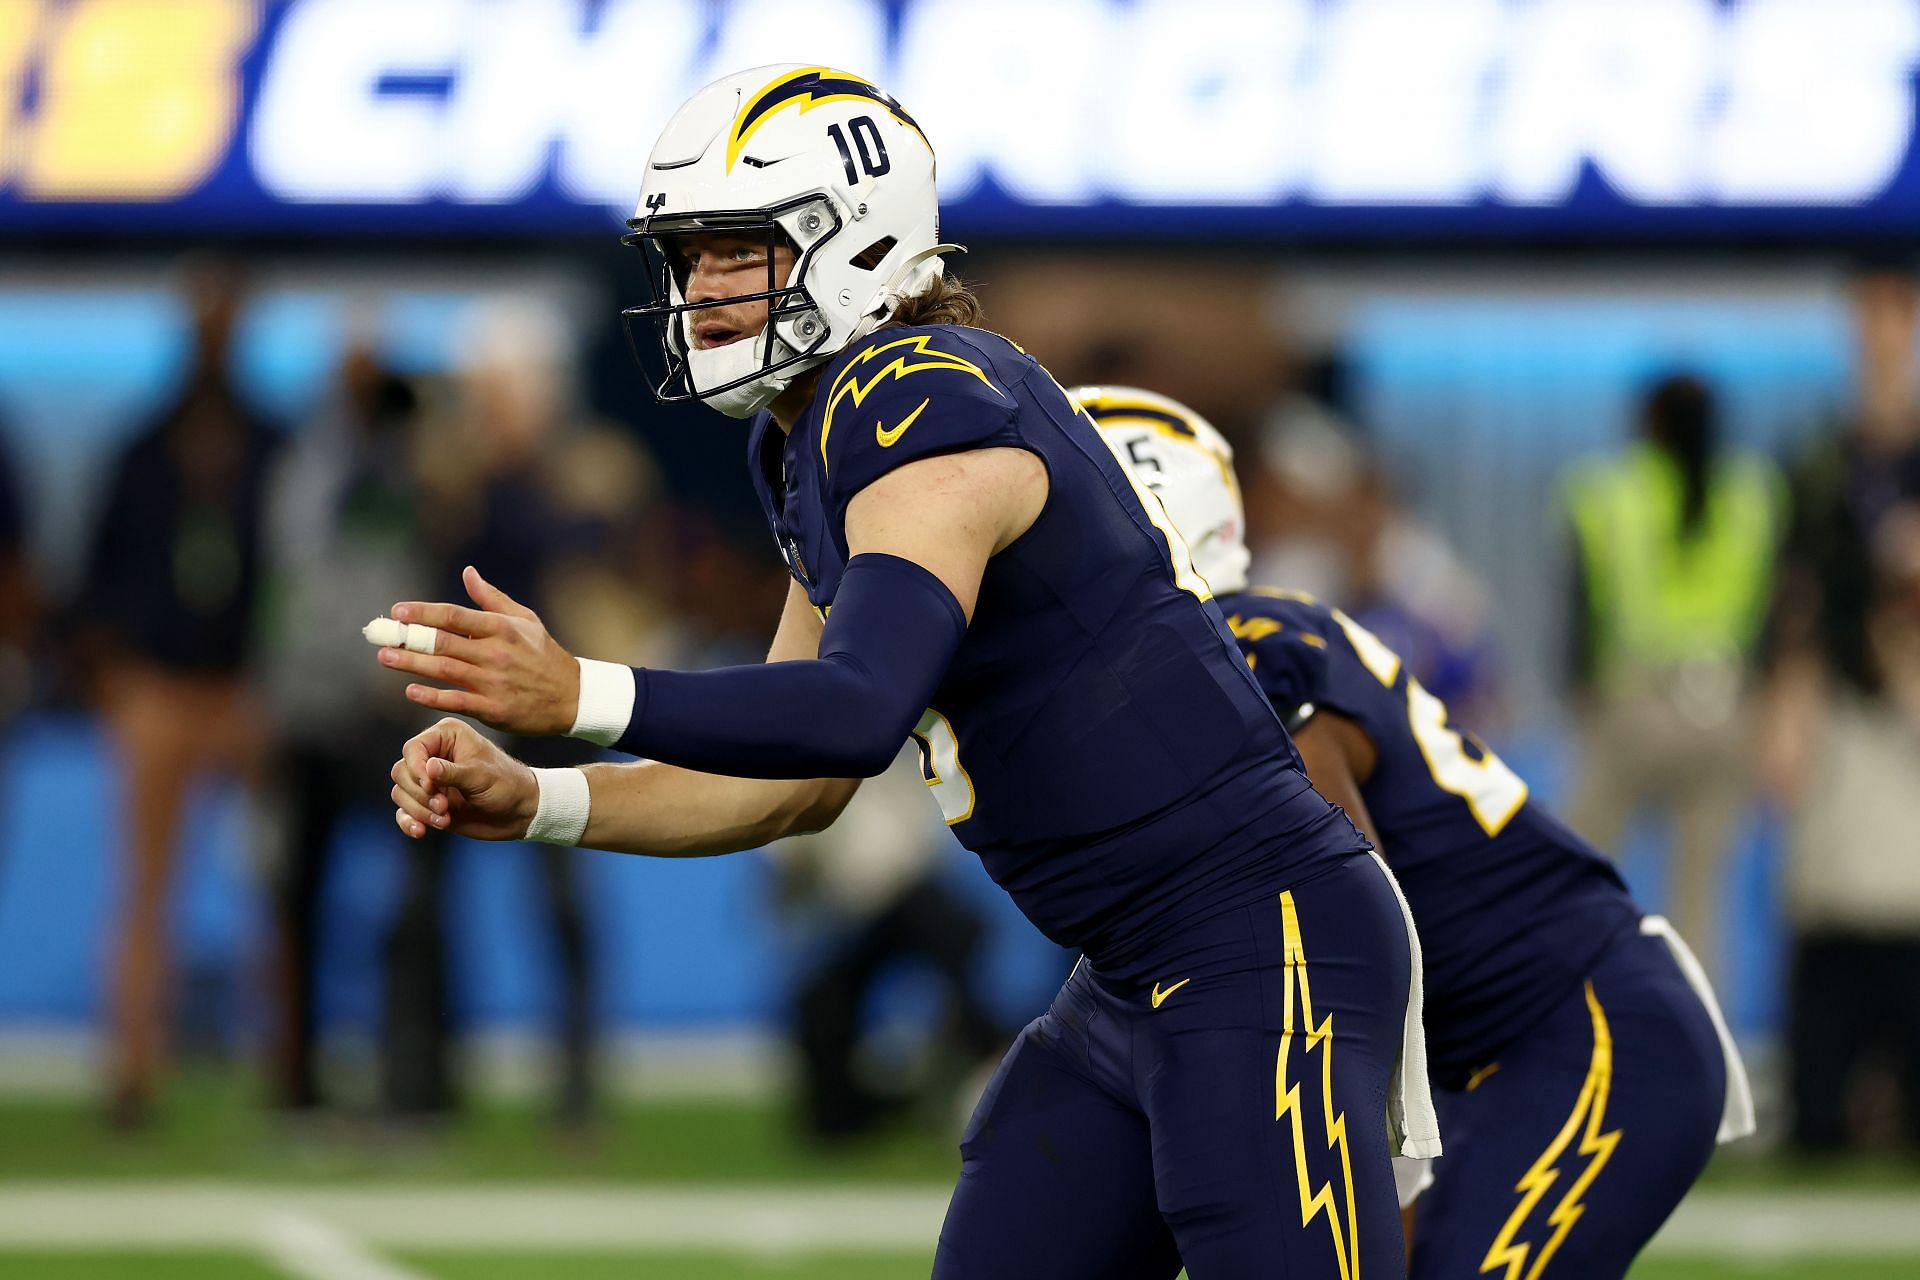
top-left (748, 325), bottom-right (1363, 973)
top-left (1216, 588), bottom-right (1641, 1079)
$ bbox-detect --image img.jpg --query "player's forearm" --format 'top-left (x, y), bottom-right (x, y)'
top-left (576, 759), bottom-right (854, 857)
top-left (612, 554), bottom-right (964, 778)
top-left (617, 659), bottom-right (920, 778)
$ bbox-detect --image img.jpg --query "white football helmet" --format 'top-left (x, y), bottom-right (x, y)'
top-left (623, 65), bottom-right (957, 418)
top-left (1072, 386), bottom-right (1253, 596)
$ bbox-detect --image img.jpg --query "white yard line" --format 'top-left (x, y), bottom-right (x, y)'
top-left (0, 1184), bottom-right (1912, 1258)
top-left (255, 1212), bottom-right (435, 1280)
top-left (0, 1029), bottom-right (785, 1102)
top-left (1651, 1189), bottom-right (1920, 1258)
top-left (0, 1183), bottom-right (952, 1253)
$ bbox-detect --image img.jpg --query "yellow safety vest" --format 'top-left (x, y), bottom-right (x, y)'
top-left (1566, 443), bottom-right (1783, 688)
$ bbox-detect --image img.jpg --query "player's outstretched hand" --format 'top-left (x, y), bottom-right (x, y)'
top-left (376, 565), bottom-right (581, 737)
top-left (390, 717), bottom-right (538, 842)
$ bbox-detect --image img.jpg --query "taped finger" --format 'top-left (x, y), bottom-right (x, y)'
top-left (365, 617), bottom-right (442, 656)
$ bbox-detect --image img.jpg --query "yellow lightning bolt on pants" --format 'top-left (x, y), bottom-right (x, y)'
top-left (1480, 982), bottom-right (1624, 1280)
top-left (1275, 889), bottom-right (1361, 1280)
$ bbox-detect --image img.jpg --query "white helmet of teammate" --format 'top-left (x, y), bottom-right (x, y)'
top-left (1072, 386), bottom-right (1253, 596)
top-left (623, 65), bottom-right (957, 418)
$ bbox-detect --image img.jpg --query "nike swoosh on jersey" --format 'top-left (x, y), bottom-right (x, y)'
top-left (876, 397), bottom-right (932, 447)
top-left (1151, 978), bottom-right (1191, 1008)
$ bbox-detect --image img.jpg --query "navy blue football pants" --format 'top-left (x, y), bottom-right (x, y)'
top-left (934, 853), bottom-right (1411, 1280)
top-left (1409, 924), bottom-right (1724, 1280)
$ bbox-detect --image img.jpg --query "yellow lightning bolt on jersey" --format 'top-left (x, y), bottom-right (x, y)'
top-left (819, 335), bottom-right (1003, 473)
top-left (1480, 982), bottom-right (1624, 1280)
top-left (1275, 890), bottom-right (1361, 1280)
top-left (1228, 613), bottom-right (1284, 644)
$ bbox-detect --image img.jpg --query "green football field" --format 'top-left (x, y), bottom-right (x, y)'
top-left (0, 1252), bottom-right (1913, 1279)
top-left (0, 1075), bottom-right (1914, 1279)
top-left (2, 1248), bottom-right (1915, 1279)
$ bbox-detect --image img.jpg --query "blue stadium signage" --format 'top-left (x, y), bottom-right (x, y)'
top-left (1, 0), bottom-right (1918, 239)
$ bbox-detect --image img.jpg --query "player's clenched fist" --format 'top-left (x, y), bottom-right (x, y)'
top-left (390, 717), bottom-right (538, 841)
top-left (372, 565), bottom-right (582, 737)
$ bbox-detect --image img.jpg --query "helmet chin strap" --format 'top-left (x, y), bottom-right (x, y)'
top-left (687, 331), bottom-right (804, 418)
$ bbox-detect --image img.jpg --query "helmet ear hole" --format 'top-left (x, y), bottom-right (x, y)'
top-left (852, 236), bottom-right (897, 271)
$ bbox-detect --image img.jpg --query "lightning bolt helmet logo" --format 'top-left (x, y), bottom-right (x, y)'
top-left (727, 67), bottom-right (929, 172)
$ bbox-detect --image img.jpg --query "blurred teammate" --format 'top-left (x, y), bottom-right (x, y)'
top-left (1076, 385), bottom-right (1753, 1280)
top-left (375, 65), bottom-right (1435, 1278)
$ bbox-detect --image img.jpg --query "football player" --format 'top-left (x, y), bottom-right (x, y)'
top-left (1075, 385), bottom-right (1754, 1280)
top-left (376, 67), bottom-right (1436, 1278)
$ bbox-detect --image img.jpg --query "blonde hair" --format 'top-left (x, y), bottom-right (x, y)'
top-left (889, 272), bottom-right (984, 328)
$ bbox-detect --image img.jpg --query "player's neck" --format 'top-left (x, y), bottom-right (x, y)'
top-left (769, 368), bottom-right (824, 434)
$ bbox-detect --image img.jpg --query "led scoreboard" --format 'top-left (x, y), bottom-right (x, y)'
top-left (2, 0), bottom-right (1919, 239)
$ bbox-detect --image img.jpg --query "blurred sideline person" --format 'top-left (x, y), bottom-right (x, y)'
top-left (1780, 557), bottom-right (1920, 1154)
top-left (377, 65), bottom-right (1436, 1279)
top-left (1075, 385), bottom-right (1752, 1280)
top-left (1252, 371), bottom-right (1501, 725)
top-left (259, 341), bottom-right (446, 1112)
top-left (1765, 261), bottom-right (1920, 1153)
top-left (76, 261), bottom-right (280, 1127)
top-left (1562, 373), bottom-right (1783, 991)
top-left (384, 299), bottom-right (623, 1122)
top-left (769, 747), bottom-right (1000, 1140)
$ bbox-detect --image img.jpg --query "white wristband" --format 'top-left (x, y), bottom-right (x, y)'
top-left (569, 657), bottom-right (636, 747)
top-left (526, 767), bottom-right (591, 846)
